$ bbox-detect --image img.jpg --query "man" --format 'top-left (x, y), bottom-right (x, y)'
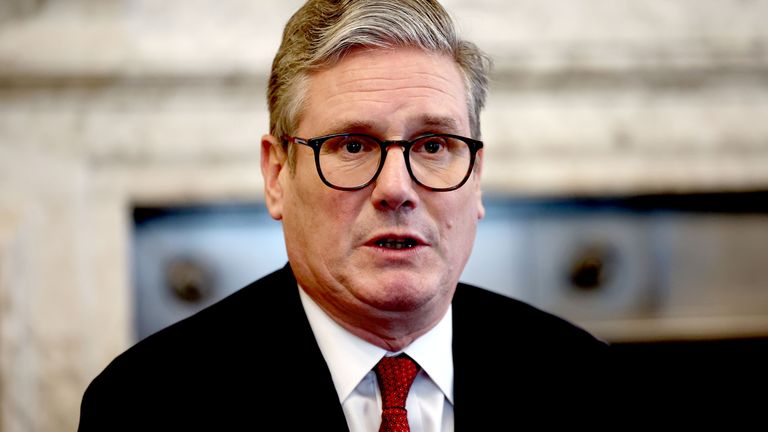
top-left (79, 1), bottom-right (606, 430)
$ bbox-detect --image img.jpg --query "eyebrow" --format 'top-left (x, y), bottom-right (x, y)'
top-left (320, 120), bottom-right (377, 136)
top-left (320, 115), bottom-right (461, 137)
top-left (417, 115), bottom-right (461, 133)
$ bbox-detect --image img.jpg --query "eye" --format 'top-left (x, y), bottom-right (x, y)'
top-left (414, 136), bottom-right (448, 154)
top-left (344, 140), bottom-right (363, 154)
top-left (321, 135), bottom-right (378, 157)
top-left (423, 140), bottom-right (443, 153)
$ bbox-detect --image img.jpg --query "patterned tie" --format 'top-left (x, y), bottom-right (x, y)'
top-left (374, 354), bottom-right (421, 432)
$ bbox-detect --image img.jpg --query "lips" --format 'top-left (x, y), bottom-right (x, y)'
top-left (366, 233), bottom-right (427, 250)
top-left (375, 238), bottom-right (418, 249)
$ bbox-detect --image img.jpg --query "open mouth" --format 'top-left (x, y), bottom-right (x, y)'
top-left (374, 238), bottom-right (419, 249)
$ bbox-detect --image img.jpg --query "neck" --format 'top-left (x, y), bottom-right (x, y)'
top-left (328, 304), bottom-right (448, 352)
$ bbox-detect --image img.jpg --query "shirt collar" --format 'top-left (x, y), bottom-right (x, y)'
top-left (298, 286), bottom-right (454, 404)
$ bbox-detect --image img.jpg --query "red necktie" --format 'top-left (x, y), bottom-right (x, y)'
top-left (374, 354), bottom-right (421, 432)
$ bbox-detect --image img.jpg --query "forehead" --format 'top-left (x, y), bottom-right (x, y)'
top-left (300, 47), bottom-right (469, 137)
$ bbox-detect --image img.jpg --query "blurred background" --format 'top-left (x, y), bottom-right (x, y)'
top-left (1, 0), bottom-right (767, 430)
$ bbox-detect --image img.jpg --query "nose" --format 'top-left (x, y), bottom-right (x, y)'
top-left (370, 146), bottom-right (419, 212)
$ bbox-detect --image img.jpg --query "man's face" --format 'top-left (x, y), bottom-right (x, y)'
top-left (262, 47), bottom-right (484, 344)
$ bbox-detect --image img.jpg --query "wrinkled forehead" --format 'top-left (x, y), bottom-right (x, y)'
top-left (300, 47), bottom-right (470, 137)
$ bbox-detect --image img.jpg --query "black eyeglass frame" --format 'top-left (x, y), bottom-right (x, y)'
top-left (283, 133), bottom-right (484, 192)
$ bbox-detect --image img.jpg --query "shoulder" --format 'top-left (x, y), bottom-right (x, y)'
top-left (79, 265), bottom-right (300, 428)
top-left (128, 263), bottom-right (297, 353)
top-left (106, 264), bottom-right (296, 365)
top-left (452, 282), bottom-right (606, 349)
top-left (451, 282), bottom-right (610, 424)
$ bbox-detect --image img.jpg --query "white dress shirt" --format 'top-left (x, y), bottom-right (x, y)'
top-left (299, 287), bottom-right (454, 432)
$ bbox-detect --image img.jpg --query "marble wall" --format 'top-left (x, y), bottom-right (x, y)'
top-left (1, 0), bottom-right (767, 430)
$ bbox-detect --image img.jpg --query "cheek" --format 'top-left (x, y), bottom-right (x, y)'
top-left (435, 195), bottom-right (478, 247)
top-left (282, 175), bottom-right (324, 251)
top-left (286, 183), bottom-right (363, 249)
top-left (449, 189), bottom-right (481, 225)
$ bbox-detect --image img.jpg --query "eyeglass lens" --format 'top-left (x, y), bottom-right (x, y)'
top-left (317, 135), bottom-right (473, 190)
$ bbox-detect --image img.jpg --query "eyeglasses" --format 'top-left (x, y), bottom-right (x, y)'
top-left (283, 133), bottom-right (483, 192)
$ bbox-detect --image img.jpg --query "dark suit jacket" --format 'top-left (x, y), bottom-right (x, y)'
top-left (79, 263), bottom-right (608, 431)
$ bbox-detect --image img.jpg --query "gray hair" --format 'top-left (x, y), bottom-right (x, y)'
top-left (268, 0), bottom-right (492, 167)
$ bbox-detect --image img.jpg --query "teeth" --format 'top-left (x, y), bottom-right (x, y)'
top-left (375, 238), bottom-right (417, 249)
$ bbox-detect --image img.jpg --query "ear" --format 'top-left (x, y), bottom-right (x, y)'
top-left (473, 148), bottom-right (486, 220)
top-left (261, 134), bottom-right (287, 220)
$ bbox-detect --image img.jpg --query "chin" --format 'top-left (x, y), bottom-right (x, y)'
top-left (360, 274), bottom-right (442, 312)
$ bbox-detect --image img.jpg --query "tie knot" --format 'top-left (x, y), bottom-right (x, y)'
top-left (374, 354), bottom-right (420, 410)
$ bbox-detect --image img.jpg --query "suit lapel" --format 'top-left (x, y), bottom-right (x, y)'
top-left (452, 284), bottom-right (486, 431)
top-left (272, 264), bottom-right (350, 431)
top-left (451, 284), bottom-right (517, 430)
